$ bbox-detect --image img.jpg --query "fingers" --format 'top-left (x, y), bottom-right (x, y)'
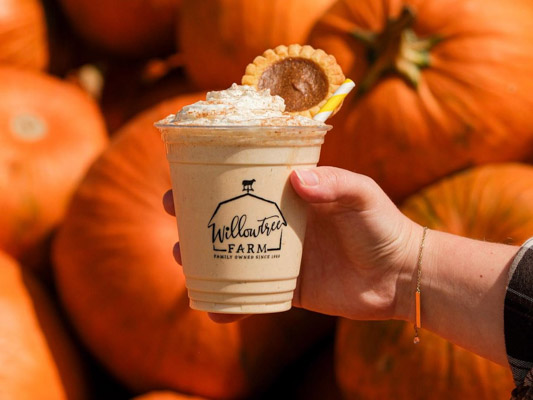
top-left (173, 242), bottom-right (182, 265)
top-left (162, 189), bottom-right (175, 215)
top-left (290, 166), bottom-right (382, 210)
top-left (165, 191), bottom-right (182, 264)
top-left (208, 313), bottom-right (250, 324)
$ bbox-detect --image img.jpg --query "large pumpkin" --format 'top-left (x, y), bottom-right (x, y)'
top-left (52, 93), bottom-right (336, 399)
top-left (57, 0), bottom-right (182, 58)
top-left (0, 251), bottom-right (88, 399)
top-left (335, 163), bottom-right (533, 399)
top-left (177, 0), bottom-right (337, 89)
top-left (0, 67), bottom-right (108, 272)
top-left (0, 0), bottom-right (48, 70)
top-left (401, 163), bottom-right (533, 244)
top-left (310, 0), bottom-right (533, 202)
top-left (335, 319), bottom-right (514, 400)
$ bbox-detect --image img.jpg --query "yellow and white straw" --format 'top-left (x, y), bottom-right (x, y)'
top-left (313, 79), bottom-right (356, 123)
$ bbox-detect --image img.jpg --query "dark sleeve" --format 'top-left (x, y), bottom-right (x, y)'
top-left (504, 237), bottom-right (533, 400)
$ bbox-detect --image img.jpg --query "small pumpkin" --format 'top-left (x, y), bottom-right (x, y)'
top-left (0, 67), bottom-right (108, 273)
top-left (335, 319), bottom-right (514, 400)
top-left (0, 0), bottom-right (48, 70)
top-left (52, 93), bottom-right (336, 399)
top-left (57, 0), bottom-right (182, 58)
top-left (310, 0), bottom-right (533, 202)
top-left (0, 251), bottom-right (88, 399)
top-left (177, 0), bottom-right (337, 89)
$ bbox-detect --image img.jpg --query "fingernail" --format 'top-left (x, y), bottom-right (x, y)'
top-left (295, 169), bottom-right (319, 186)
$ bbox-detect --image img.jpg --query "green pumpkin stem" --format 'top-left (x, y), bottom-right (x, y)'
top-left (351, 5), bottom-right (441, 97)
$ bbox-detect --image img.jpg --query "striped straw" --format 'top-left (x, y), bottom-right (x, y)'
top-left (313, 79), bottom-right (356, 123)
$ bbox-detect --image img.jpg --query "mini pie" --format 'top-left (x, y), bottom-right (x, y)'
top-left (242, 44), bottom-right (345, 118)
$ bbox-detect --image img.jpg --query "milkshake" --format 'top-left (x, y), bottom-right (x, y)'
top-left (156, 84), bottom-right (331, 314)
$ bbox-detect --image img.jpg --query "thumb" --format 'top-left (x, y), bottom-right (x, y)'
top-left (290, 166), bottom-right (381, 210)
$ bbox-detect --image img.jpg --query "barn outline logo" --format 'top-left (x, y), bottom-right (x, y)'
top-left (207, 179), bottom-right (287, 256)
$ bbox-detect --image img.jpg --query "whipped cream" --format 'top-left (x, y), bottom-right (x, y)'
top-left (158, 84), bottom-right (324, 127)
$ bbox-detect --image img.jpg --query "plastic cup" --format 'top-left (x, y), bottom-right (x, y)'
top-left (155, 124), bottom-right (331, 313)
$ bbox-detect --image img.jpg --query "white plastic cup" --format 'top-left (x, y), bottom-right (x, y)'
top-left (156, 124), bottom-right (331, 313)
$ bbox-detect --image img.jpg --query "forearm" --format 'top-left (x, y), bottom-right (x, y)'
top-left (397, 227), bottom-right (518, 366)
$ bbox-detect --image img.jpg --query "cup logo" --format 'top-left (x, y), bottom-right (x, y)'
top-left (208, 179), bottom-right (287, 258)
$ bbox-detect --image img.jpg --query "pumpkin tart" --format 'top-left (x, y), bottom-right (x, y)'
top-left (242, 44), bottom-right (345, 118)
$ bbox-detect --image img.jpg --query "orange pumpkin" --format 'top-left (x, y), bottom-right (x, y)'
top-left (335, 319), bottom-right (514, 400)
top-left (57, 0), bottom-right (182, 58)
top-left (401, 163), bottom-right (533, 244)
top-left (177, 0), bottom-right (337, 89)
top-left (0, 251), bottom-right (89, 399)
top-left (0, 67), bottom-right (108, 273)
top-left (310, 0), bottom-right (533, 202)
top-left (0, 0), bottom-right (48, 70)
top-left (52, 93), bottom-right (336, 399)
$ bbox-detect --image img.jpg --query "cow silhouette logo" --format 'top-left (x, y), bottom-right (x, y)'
top-left (242, 179), bottom-right (255, 193)
top-left (208, 179), bottom-right (287, 257)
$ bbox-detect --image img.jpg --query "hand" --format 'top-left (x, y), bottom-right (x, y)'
top-left (289, 167), bottom-right (421, 320)
top-left (163, 167), bottom-right (422, 323)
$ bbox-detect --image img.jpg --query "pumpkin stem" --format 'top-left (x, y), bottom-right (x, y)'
top-left (351, 6), bottom-right (441, 97)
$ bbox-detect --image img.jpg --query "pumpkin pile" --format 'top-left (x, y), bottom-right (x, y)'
top-left (0, 0), bottom-right (532, 398)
